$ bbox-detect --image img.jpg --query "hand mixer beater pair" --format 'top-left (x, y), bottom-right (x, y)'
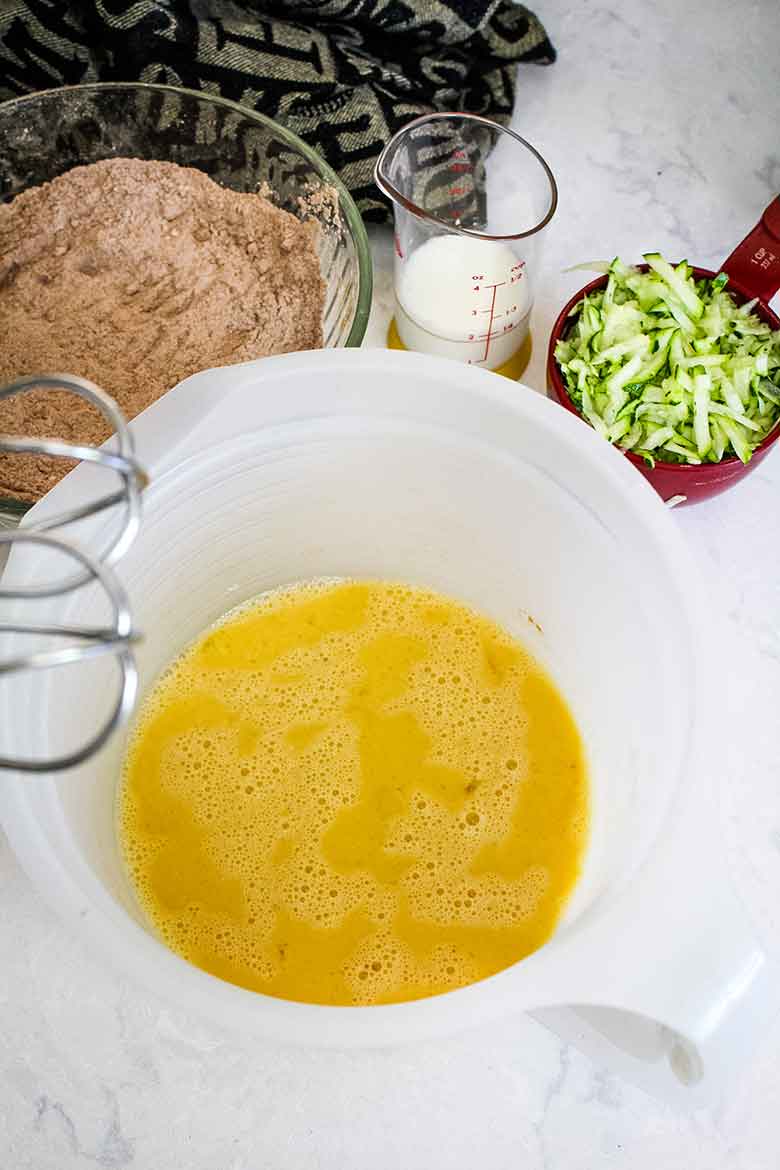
top-left (0, 374), bottom-right (147, 773)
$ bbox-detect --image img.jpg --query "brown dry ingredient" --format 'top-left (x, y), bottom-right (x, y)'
top-left (0, 158), bottom-right (325, 502)
top-left (297, 182), bottom-right (341, 230)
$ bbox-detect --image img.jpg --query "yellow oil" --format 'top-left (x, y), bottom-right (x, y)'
top-left (119, 580), bottom-right (587, 1006)
top-left (386, 317), bottom-right (533, 380)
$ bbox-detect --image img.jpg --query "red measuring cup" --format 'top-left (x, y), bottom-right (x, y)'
top-left (547, 198), bottom-right (780, 504)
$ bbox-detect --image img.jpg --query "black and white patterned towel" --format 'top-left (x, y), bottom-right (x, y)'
top-left (0, 0), bottom-right (555, 219)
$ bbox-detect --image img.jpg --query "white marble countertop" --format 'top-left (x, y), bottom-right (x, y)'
top-left (2, 0), bottom-right (780, 1166)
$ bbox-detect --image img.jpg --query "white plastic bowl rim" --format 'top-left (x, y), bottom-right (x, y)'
top-left (0, 349), bottom-right (770, 1078)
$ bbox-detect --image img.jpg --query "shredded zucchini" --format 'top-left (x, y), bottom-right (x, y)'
top-left (554, 255), bottom-right (780, 465)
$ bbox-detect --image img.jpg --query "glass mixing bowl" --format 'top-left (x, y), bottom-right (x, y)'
top-left (0, 82), bottom-right (373, 520)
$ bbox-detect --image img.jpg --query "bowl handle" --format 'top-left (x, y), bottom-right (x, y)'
top-left (532, 789), bottom-right (778, 1090)
top-left (720, 196), bottom-right (780, 302)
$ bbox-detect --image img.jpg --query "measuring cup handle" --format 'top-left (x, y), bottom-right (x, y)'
top-left (720, 196), bottom-right (780, 302)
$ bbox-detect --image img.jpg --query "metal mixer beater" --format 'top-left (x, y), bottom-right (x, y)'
top-left (0, 374), bottom-right (147, 772)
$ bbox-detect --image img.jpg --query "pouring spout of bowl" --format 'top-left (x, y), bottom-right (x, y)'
top-left (720, 195), bottom-right (780, 304)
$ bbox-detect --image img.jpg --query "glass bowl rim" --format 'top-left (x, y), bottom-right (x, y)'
top-left (0, 80), bottom-right (374, 519)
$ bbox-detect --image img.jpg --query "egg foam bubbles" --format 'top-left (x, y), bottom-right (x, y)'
top-left (119, 579), bottom-right (588, 1006)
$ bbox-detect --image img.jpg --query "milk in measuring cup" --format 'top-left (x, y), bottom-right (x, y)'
top-left (395, 235), bottom-right (530, 370)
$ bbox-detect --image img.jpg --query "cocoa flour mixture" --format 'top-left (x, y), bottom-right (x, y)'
top-left (0, 158), bottom-right (325, 502)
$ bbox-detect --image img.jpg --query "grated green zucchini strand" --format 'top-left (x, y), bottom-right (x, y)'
top-left (554, 254), bottom-right (780, 466)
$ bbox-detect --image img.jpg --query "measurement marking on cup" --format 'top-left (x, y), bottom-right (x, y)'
top-left (480, 282), bottom-right (505, 363)
top-left (468, 313), bottom-right (523, 361)
top-left (397, 240), bottom-right (530, 369)
top-left (477, 317), bottom-right (521, 341)
top-left (467, 273), bottom-right (525, 364)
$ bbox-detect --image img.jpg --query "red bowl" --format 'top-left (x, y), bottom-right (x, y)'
top-left (546, 266), bottom-right (780, 505)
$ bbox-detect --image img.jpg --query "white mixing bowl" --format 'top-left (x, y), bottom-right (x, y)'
top-left (0, 350), bottom-right (770, 1086)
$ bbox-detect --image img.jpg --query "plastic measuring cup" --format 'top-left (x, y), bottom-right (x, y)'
top-left (375, 113), bottom-right (557, 377)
